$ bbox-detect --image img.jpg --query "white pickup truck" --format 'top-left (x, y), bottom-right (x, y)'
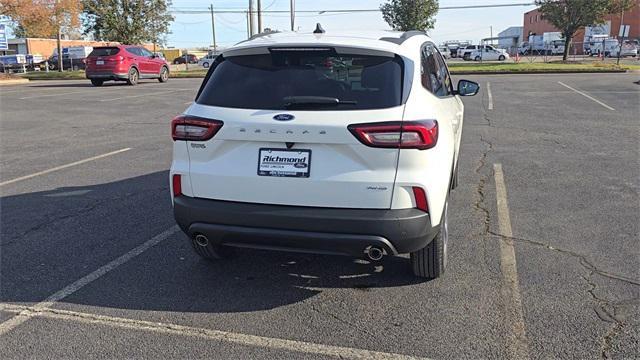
top-left (458, 45), bottom-right (499, 60)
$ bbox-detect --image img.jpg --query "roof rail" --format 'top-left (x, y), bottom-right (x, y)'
top-left (379, 30), bottom-right (426, 45)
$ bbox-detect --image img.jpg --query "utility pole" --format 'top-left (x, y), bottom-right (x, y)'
top-left (209, 4), bottom-right (217, 53)
top-left (257, 0), bottom-right (262, 34)
top-left (246, 11), bottom-right (251, 39)
top-left (290, 0), bottom-right (295, 31)
top-left (617, 8), bottom-right (625, 65)
top-left (56, 26), bottom-right (63, 72)
top-left (248, 0), bottom-right (254, 36)
top-left (490, 26), bottom-right (493, 46)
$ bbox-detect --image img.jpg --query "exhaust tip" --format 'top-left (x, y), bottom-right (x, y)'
top-left (365, 247), bottom-right (384, 261)
top-left (194, 234), bottom-right (209, 247)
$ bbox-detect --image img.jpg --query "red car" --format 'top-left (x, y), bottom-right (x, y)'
top-left (85, 45), bottom-right (170, 86)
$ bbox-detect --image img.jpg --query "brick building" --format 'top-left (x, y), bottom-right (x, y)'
top-left (7, 38), bottom-right (158, 58)
top-left (523, 1), bottom-right (640, 50)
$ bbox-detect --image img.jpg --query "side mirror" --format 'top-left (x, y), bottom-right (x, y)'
top-left (456, 80), bottom-right (480, 96)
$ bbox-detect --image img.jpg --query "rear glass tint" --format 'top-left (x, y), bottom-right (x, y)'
top-left (89, 47), bottom-right (120, 57)
top-left (197, 51), bottom-right (404, 110)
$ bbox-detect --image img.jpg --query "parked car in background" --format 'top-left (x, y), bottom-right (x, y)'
top-left (48, 46), bottom-right (93, 70)
top-left (173, 54), bottom-right (198, 64)
top-left (0, 54), bottom-right (29, 72)
top-left (611, 41), bottom-right (638, 57)
top-left (85, 45), bottom-right (170, 86)
top-left (471, 48), bottom-right (509, 61)
top-left (170, 30), bottom-right (480, 279)
top-left (443, 40), bottom-right (471, 58)
top-left (458, 45), bottom-right (497, 60)
top-left (438, 46), bottom-right (451, 59)
top-left (198, 54), bottom-right (217, 68)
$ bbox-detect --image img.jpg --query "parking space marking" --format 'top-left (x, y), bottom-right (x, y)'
top-left (557, 82), bottom-right (615, 111)
top-left (494, 163), bottom-right (529, 360)
top-left (0, 304), bottom-right (427, 360)
top-left (18, 90), bottom-right (91, 100)
top-left (0, 225), bottom-right (180, 336)
top-left (0, 148), bottom-right (131, 187)
top-left (487, 82), bottom-right (494, 110)
top-left (99, 89), bottom-right (193, 102)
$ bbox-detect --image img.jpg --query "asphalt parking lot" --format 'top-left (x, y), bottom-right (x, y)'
top-left (1, 73), bottom-right (638, 359)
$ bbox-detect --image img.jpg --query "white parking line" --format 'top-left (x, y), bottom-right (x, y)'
top-left (18, 90), bottom-right (90, 100)
top-left (0, 148), bottom-right (131, 187)
top-left (0, 225), bottom-right (180, 336)
top-left (0, 304), bottom-right (427, 360)
top-left (493, 164), bottom-right (529, 360)
top-left (487, 82), bottom-right (494, 110)
top-left (557, 82), bottom-right (615, 111)
top-left (100, 89), bottom-right (192, 102)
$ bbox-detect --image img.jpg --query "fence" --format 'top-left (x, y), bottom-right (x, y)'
top-left (498, 41), bottom-right (639, 63)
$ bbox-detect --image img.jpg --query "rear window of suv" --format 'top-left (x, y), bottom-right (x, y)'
top-left (89, 47), bottom-right (120, 57)
top-left (197, 50), bottom-right (404, 110)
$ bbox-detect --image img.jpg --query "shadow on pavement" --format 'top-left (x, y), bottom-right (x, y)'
top-left (28, 81), bottom-right (163, 88)
top-left (1, 171), bottom-right (425, 314)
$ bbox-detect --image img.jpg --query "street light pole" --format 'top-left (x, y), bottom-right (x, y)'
top-left (257, 0), bottom-right (262, 34)
top-left (617, 8), bottom-right (625, 66)
top-left (290, 0), bottom-right (295, 31)
top-left (210, 3), bottom-right (217, 53)
top-left (248, 0), bottom-right (254, 36)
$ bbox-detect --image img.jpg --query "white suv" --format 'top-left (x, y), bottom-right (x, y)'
top-left (170, 29), bottom-right (479, 279)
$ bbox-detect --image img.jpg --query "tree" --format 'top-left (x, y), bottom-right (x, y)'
top-left (82, 0), bottom-right (174, 47)
top-left (0, 0), bottom-right (83, 71)
top-left (536, 0), bottom-right (634, 61)
top-left (380, 0), bottom-right (439, 32)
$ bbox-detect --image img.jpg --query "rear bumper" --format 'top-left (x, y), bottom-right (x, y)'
top-left (86, 71), bottom-right (128, 80)
top-left (173, 196), bottom-right (439, 257)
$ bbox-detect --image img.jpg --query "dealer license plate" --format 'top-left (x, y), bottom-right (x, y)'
top-left (258, 148), bottom-right (311, 178)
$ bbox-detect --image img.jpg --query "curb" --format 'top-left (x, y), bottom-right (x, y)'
top-left (450, 69), bottom-right (629, 75)
top-left (0, 78), bottom-right (30, 86)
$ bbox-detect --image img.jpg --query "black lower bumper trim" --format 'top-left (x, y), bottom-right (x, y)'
top-left (174, 197), bottom-right (439, 256)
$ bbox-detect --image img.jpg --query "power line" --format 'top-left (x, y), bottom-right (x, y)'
top-left (169, 2), bottom-right (535, 14)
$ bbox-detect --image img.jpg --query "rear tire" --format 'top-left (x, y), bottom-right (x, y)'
top-left (158, 66), bottom-right (169, 83)
top-left (499, 55), bottom-right (506, 61)
top-left (202, 62), bottom-right (209, 68)
top-left (191, 235), bottom-right (232, 260)
top-left (411, 199), bottom-right (448, 279)
top-left (474, 56), bottom-right (481, 61)
top-left (126, 67), bottom-right (139, 85)
top-left (90, 79), bottom-right (103, 87)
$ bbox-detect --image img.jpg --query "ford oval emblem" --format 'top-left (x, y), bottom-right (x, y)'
top-left (273, 114), bottom-right (295, 121)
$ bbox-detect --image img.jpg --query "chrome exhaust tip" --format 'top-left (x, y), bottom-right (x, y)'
top-left (194, 234), bottom-right (209, 247)
top-left (365, 247), bottom-right (384, 261)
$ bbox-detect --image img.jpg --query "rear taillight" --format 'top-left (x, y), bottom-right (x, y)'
top-left (107, 55), bottom-right (124, 62)
top-left (171, 115), bottom-right (223, 141)
top-left (348, 121), bottom-right (438, 150)
top-left (172, 174), bottom-right (182, 197)
top-left (412, 186), bottom-right (428, 212)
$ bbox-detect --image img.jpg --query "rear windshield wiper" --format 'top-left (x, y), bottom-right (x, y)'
top-left (283, 96), bottom-right (357, 109)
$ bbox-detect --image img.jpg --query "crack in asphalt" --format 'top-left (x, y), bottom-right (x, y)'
top-left (486, 231), bottom-right (639, 359)
top-left (471, 108), bottom-right (639, 359)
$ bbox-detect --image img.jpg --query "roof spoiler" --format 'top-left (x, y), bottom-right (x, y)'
top-left (379, 30), bottom-right (426, 45)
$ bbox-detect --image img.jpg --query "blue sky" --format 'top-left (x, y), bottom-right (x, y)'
top-left (168, 0), bottom-right (537, 48)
